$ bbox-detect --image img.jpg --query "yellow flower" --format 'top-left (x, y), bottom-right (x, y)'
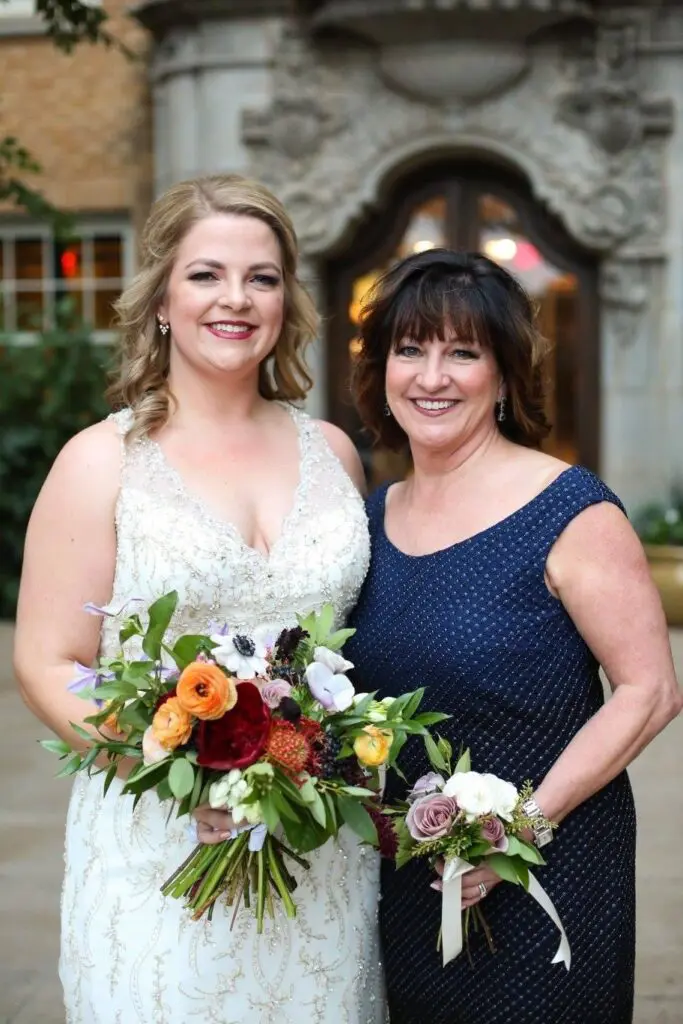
top-left (354, 725), bottom-right (393, 767)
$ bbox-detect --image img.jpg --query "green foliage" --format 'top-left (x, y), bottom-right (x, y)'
top-left (0, 320), bottom-right (111, 617)
top-left (634, 488), bottom-right (683, 546)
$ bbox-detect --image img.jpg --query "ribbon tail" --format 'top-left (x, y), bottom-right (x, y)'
top-left (441, 858), bottom-right (473, 967)
top-left (527, 871), bottom-right (572, 971)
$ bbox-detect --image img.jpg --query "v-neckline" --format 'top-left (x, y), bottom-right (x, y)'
top-left (146, 403), bottom-right (307, 563)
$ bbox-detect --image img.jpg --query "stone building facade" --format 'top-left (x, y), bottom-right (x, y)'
top-left (2, 0), bottom-right (682, 508)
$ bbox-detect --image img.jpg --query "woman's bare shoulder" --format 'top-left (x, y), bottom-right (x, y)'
top-left (46, 417), bottom-right (122, 495)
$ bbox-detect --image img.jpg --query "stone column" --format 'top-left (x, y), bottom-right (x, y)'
top-left (141, 9), bottom-right (285, 196)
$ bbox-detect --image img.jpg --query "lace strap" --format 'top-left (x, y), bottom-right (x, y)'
top-left (107, 408), bottom-right (135, 485)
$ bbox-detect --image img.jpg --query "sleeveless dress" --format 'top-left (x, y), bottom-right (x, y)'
top-left (59, 405), bottom-right (386, 1024)
top-left (345, 467), bottom-right (636, 1024)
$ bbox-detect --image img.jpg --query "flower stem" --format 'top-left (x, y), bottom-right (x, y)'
top-left (267, 839), bottom-right (297, 918)
top-left (256, 848), bottom-right (266, 934)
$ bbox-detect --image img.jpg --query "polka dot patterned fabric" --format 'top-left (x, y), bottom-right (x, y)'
top-left (346, 467), bottom-right (636, 1024)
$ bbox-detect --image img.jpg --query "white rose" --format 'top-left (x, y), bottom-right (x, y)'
top-left (142, 727), bottom-right (170, 766)
top-left (443, 771), bottom-right (496, 821)
top-left (209, 776), bottom-right (233, 809)
top-left (482, 774), bottom-right (519, 821)
top-left (313, 646), bottom-right (354, 674)
top-left (232, 802), bottom-right (263, 826)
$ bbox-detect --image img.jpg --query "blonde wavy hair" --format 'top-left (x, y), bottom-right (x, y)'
top-left (109, 175), bottom-right (318, 439)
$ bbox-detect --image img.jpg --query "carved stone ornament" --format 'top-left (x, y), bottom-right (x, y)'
top-left (243, 16), bottom-right (672, 265)
top-left (600, 258), bottom-right (652, 349)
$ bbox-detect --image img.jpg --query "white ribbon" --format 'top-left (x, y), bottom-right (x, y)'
top-left (441, 857), bottom-right (571, 970)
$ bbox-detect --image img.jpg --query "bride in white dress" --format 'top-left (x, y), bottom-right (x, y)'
top-left (13, 175), bottom-right (385, 1023)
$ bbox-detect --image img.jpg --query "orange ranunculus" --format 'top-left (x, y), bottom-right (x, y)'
top-left (176, 661), bottom-right (237, 721)
top-left (353, 725), bottom-right (393, 768)
top-left (102, 704), bottom-right (126, 737)
top-left (151, 697), bottom-right (193, 750)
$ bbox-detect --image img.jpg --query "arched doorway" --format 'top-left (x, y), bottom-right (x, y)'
top-left (323, 160), bottom-right (600, 486)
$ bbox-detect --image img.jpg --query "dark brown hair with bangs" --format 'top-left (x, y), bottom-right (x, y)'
top-left (353, 248), bottom-right (551, 451)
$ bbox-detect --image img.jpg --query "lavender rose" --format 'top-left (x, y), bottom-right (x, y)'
top-left (481, 816), bottom-right (509, 852)
top-left (407, 772), bottom-right (445, 803)
top-left (406, 794), bottom-right (459, 842)
top-left (260, 679), bottom-right (292, 709)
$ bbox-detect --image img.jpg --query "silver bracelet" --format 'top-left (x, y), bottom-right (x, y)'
top-left (521, 796), bottom-right (553, 848)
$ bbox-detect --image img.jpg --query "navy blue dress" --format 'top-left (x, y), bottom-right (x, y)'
top-left (346, 467), bottom-right (636, 1024)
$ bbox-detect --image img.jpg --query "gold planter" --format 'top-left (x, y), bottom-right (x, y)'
top-left (645, 545), bottom-right (683, 627)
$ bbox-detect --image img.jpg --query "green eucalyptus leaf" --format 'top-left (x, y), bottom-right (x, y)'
top-left (424, 733), bottom-right (448, 772)
top-left (487, 852), bottom-right (522, 886)
top-left (142, 591), bottom-right (178, 661)
top-left (171, 634), bottom-right (215, 670)
top-left (454, 748), bottom-right (471, 774)
top-left (40, 738), bottom-right (72, 756)
top-left (168, 757), bottom-right (195, 800)
top-left (337, 796), bottom-right (378, 845)
top-left (259, 794), bottom-right (280, 833)
top-left (103, 762), bottom-right (118, 797)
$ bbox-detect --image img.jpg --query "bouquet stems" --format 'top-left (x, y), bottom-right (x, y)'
top-left (160, 834), bottom-right (310, 932)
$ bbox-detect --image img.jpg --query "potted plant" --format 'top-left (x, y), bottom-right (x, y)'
top-left (635, 490), bottom-right (683, 627)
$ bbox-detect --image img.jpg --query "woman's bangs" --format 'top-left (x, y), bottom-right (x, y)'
top-left (388, 274), bottom-right (490, 349)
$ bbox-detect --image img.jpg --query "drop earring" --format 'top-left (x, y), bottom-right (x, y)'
top-left (497, 396), bottom-right (507, 422)
top-left (158, 318), bottom-right (169, 336)
top-left (384, 402), bottom-right (392, 417)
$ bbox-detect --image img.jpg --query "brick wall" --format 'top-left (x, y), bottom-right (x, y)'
top-left (0, 0), bottom-right (153, 227)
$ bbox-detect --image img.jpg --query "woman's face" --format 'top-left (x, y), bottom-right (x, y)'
top-left (385, 331), bottom-right (503, 454)
top-left (158, 213), bottom-right (285, 383)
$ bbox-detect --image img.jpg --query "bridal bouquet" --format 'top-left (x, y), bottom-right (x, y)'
top-left (390, 740), bottom-right (571, 968)
top-left (43, 592), bottom-right (447, 931)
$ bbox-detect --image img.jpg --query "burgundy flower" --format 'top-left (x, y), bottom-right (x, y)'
top-left (197, 682), bottom-right (271, 770)
top-left (406, 795), bottom-right (458, 842)
top-left (481, 816), bottom-right (509, 852)
top-left (367, 804), bottom-right (399, 859)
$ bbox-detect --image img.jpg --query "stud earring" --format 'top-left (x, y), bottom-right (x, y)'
top-left (497, 396), bottom-right (507, 422)
top-left (158, 318), bottom-right (169, 336)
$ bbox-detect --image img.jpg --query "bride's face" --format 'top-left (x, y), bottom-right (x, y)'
top-left (158, 213), bottom-right (285, 382)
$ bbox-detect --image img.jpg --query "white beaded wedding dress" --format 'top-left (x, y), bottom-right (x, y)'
top-left (60, 405), bottom-right (385, 1024)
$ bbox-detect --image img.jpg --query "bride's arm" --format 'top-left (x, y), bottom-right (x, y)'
top-left (13, 420), bottom-right (121, 749)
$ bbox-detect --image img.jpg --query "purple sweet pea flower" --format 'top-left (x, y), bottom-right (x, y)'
top-left (83, 597), bottom-right (145, 618)
top-left (67, 662), bottom-right (115, 707)
top-left (406, 794), bottom-right (459, 842)
top-left (408, 772), bottom-right (446, 803)
top-left (207, 620), bottom-right (230, 637)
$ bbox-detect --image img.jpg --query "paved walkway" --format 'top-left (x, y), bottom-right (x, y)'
top-left (0, 624), bottom-right (681, 1023)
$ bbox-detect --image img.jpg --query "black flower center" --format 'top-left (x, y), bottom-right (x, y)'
top-left (233, 634), bottom-right (256, 658)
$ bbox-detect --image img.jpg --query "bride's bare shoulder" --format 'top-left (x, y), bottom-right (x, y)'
top-left (48, 416), bottom-right (122, 490)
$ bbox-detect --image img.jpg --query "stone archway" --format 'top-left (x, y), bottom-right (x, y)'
top-left (239, 14), bottom-right (673, 502)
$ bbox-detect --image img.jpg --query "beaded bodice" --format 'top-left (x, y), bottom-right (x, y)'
top-left (101, 404), bottom-right (370, 657)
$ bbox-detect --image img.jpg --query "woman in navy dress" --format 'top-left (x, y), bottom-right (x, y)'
top-left (346, 249), bottom-right (682, 1024)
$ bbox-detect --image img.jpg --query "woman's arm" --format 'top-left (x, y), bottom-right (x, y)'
top-left (534, 501), bottom-right (683, 824)
top-left (13, 420), bottom-right (121, 749)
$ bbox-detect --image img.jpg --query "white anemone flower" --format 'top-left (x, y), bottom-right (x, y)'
top-left (210, 625), bottom-right (276, 679)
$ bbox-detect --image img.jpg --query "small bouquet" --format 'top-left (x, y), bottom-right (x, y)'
top-left (391, 739), bottom-right (571, 968)
top-left (43, 592), bottom-right (448, 932)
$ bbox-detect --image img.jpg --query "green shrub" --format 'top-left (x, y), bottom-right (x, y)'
top-left (0, 322), bottom-right (112, 618)
top-left (634, 489), bottom-right (683, 547)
